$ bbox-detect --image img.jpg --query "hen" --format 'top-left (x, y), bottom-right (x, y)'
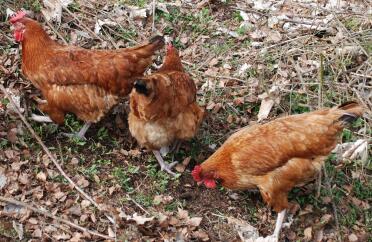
top-left (128, 43), bottom-right (204, 175)
top-left (10, 10), bottom-right (164, 138)
top-left (192, 102), bottom-right (364, 241)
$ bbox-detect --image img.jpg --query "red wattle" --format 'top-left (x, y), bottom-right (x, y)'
top-left (204, 179), bottom-right (216, 189)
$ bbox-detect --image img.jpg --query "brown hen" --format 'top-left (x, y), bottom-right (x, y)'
top-left (192, 102), bottom-right (364, 240)
top-left (10, 11), bottom-right (164, 138)
top-left (129, 44), bottom-right (204, 175)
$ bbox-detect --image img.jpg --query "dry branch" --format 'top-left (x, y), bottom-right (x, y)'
top-left (0, 196), bottom-right (114, 240)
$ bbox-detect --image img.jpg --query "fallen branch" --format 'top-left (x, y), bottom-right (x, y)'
top-left (322, 164), bottom-right (341, 242)
top-left (0, 196), bottom-right (114, 240)
top-left (0, 83), bottom-right (114, 226)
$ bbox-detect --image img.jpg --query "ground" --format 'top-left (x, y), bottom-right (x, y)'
top-left (0, 0), bottom-right (371, 241)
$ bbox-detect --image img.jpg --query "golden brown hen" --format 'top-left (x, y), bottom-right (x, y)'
top-left (129, 44), bottom-right (204, 175)
top-left (10, 10), bottom-right (164, 138)
top-left (192, 102), bottom-right (364, 241)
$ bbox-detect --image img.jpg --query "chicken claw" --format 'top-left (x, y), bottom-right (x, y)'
top-left (62, 122), bottom-right (91, 140)
top-left (153, 150), bottom-right (178, 176)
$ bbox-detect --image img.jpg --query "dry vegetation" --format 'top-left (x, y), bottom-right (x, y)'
top-left (0, 0), bottom-right (371, 241)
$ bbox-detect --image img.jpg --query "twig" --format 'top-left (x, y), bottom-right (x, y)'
top-left (41, 16), bottom-right (68, 45)
top-left (0, 196), bottom-right (114, 240)
top-left (318, 53), bottom-right (324, 108)
top-left (152, 0), bottom-right (156, 33)
top-left (196, 72), bottom-right (246, 84)
top-left (322, 164), bottom-right (341, 242)
top-left (62, 6), bottom-right (106, 43)
top-left (0, 83), bottom-right (114, 225)
top-left (126, 195), bottom-right (149, 215)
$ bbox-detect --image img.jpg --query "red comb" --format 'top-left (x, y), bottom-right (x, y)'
top-left (10, 10), bottom-right (26, 24)
top-left (191, 165), bottom-right (202, 182)
top-left (166, 43), bottom-right (174, 51)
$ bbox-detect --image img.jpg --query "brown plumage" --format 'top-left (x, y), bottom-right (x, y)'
top-left (192, 102), bottom-right (364, 240)
top-left (10, 11), bottom-right (164, 137)
top-left (128, 44), bottom-right (204, 175)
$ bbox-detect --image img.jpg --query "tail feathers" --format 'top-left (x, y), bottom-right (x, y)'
top-left (135, 35), bottom-right (165, 55)
top-left (149, 35), bottom-right (165, 47)
top-left (336, 101), bottom-right (364, 125)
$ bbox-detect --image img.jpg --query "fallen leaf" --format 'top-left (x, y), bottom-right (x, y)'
top-left (193, 230), bottom-right (209, 241)
top-left (348, 233), bottom-right (358, 242)
top-left (32, 228), bottom-right (42, 238)
top-left (18, 173), bottom-right (30, 184)
top-left (304, 227), bottom-right (312, 241)
top-left (108, 227), bottom-right (115, 238)
top-left (81, 200), bottom-right (91, 209)
top-left (257, 86), bottom-right (280, 122)
top-left (36, 172), bottom-right (47, 181)
top-left (28, 217), bottom-right (38, 225)
top-left (188, 217), bottom-right (202, 227)
top-left (41, 0), bottom-right (73, 23)
top-left (320, 214), bottom-right (332, 225)
top-left (52, 232), bottom-right (71, 240)
top-left (178, 208), bottom-right (189, 220)
top-left (94, 19), bottom-right (118, 34)
top-left (175, 157), bottom-right (191, 173)
top-left (12, 221), bottom-right (23, 240)
top-left (0, 171), bottom-right (7, 189)
top-left (227, 217), bottom-right (259, 241)
top-left (77, 177), bottom-right (89, 188)
top-left (71, 157), bottom-right (79, 165)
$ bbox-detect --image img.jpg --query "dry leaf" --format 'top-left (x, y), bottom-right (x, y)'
top-left (257, 86), bottom-right (280, 122)
top-left (77, 177), bottom-right (89, 188)
top-left (52, 232), bottom-right (71, 240)
top-left (178, 208), bottom-right (189, 220)
top-left (0, 172), bottom-right (7, 189)
top-left (28, 217), bottom-right (38, 225)
top-left (175, 157), bottom-right (191, 173)
top-left (32, 228), bottom-right (42, 238)
top-left (41, 0), bottom-right (73, 23)
top-left (193, 230), bottom-right (209, 241)
top-left (348, 233), bottom-right (358, 242)
top-left (188, 217), bottom-right (202, 227)
top-left (36, 172), bottom-right (47, 181)
top-left (94, 19), bottom-right (118, 34)
top-left (108, 227), bottom-right (115, 238)
top-left (304, 227), bottom-right (312, 241)
top-left (227, 217), bottom-right (259, 241)
top-left (81, 199), bottom-right (91, 209)
top-left (12, 221), bottom-right (23, 240)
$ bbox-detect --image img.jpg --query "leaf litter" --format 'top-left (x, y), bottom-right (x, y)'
top-left (0, 0), bottom-right (371, 241)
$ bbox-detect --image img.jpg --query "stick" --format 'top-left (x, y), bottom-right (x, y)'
top-left (318, 53), bottom-right (324, 108)
top-left (0, 83), bottom-right (114, 225)
top-left (152, 0), bottom-right (156, 32)
top-left (322, 164), bottom-right (341, 242)
top-left (0, 196), bottom-right (114, 240)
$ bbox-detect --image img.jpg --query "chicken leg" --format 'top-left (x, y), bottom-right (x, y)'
top-left (62, 122), bottom-right (91, 140)
top-left (31, 114), bottom-right (53, 123)
top-left (153, 150), bottom-right (178, 176)
top-left (259, 209), bottom-right (286, 242)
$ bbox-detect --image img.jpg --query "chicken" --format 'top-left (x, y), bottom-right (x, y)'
top-left (9, 10), bottom-right (165, 138)
top-left (192, 102), bottom-right (364, 241)
top-left (128, 43), bottom-right (204, 175)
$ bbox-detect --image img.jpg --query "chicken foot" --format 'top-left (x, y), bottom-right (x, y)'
top-left (153, 150), bottom-right (178, 176)
top-left (62, 122), bottom-right (91, 140)
top-left (31, 114), bottom-right (53, 123)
